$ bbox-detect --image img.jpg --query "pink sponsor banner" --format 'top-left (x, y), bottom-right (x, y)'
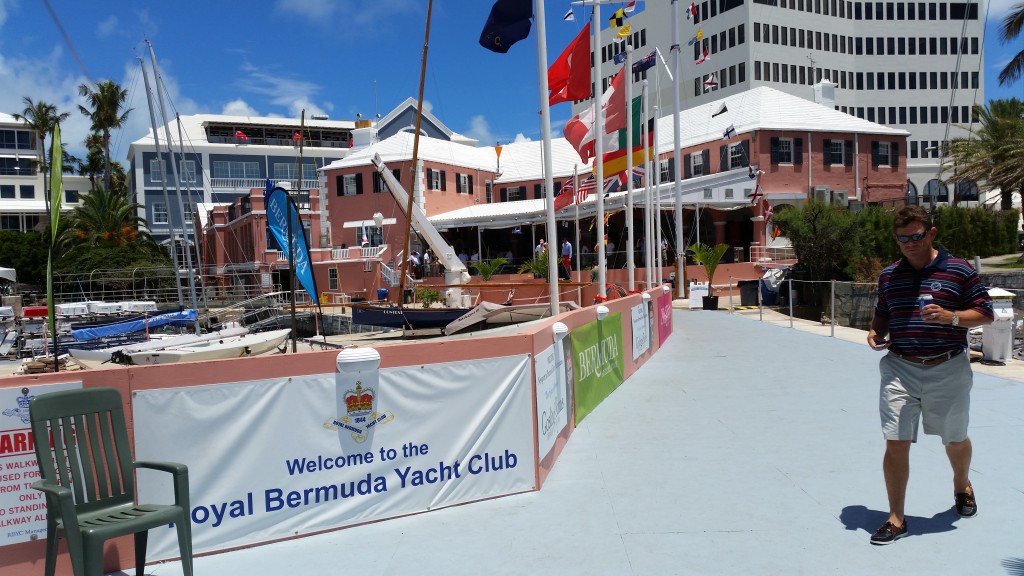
top-left (657, 291), bottom-right (673, 346)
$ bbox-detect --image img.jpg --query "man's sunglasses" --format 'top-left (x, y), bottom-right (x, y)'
top-left (896, 232), bottom-right (927, 243)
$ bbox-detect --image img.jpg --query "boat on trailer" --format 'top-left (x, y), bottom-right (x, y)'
top-left (123, 328), bottom-right (292, 365)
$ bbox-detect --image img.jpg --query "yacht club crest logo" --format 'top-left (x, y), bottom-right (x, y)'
top-left (323, 381), bottom-right (394, 443)
top-left (1, 388), bottom-right (35, 425)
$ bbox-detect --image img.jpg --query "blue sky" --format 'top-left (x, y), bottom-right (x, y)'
top-left (0, 0), bottom-right (1021, 162)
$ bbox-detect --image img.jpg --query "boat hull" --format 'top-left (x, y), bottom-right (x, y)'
top-left (126, 328), bottom-right (291, 365)
top-left (351, 304), bottom-right (469, 330)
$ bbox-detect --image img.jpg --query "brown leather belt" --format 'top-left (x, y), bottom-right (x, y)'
top-left (893, 348), bottom-right (965, 366)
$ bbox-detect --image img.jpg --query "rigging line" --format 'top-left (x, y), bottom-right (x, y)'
top-left (936, 1), bottom-right (978, 187)
top-left (40, 0), bottom-right (93, 85)
top-left (112, 62), bottom-right (143, 168)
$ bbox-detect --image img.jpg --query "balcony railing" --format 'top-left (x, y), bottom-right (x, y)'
top-left (210, 178), bottom-right (321, 195)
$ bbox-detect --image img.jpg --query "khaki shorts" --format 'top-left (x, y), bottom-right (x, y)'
top-left (879, 351), bottom-right (972, 444)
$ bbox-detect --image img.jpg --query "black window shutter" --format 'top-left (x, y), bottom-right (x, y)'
top-left (440, 170), bottom-right (447, 191)
top-left (794, 138), bottom-right (803, 165)
top-left (534, 183), bottom-right (542, 199)
top-left (355, 173), bottom-right (364, 194)
top-left (844, 140), bottom-right (854, 166)
top-left (740, 140), bottom-right (750, 167)
top-left (891, 143), bottom-right (899, 168)
top-left (702, 149), bottom-right (710, 173)
top-left (719, 144), bottom-right (728, 171)
top-left (822, 139), bottom-right (832, 165)
top-left (392, 169), bottom-right (401, 184)
top-left (667, 157), bottom-right (675, 180)
top-left (684, 156), bottom-right (692, 179)
top-left (335, 174), bottom-right (344, 196)
top-left (500, 188), bottom-right (508, 202)
top-left (871, 141), bottom-right (880, 167)
top-left (426, 168), bottom-right (434, 187)
top-left (372, 172), bottom-right (381, 193)
top-left (770, 137), bottom-right (781, 164)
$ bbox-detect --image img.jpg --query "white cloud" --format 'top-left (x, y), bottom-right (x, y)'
top-left (512, 133), bottom-right (532, 143)
top-left (235, 62), bottom-right (332, 120)
top-left (465, 114), bottom-right (495, 146)
top-left (0, 0), bottom-right (9, 28)
top-left (97, 15), bottom-right (118, 38)
top-left (221, 99), bottom-right (258, 117)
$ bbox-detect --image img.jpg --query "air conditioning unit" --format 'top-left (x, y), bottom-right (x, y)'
top-left (812, 185), bottom-right (830, 203)
top-left (831, 190), bottom-right (850, 207)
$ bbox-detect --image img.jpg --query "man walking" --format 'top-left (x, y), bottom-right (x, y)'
top-left (866, 205), bottom-right (993, 545)
top-left (560, 238), bottom-right (573, 280)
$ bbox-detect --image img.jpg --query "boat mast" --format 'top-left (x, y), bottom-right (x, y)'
top-left (287, 111), bottom-right (305, 352)
top-left (398, 0), bottom-right (434, 306)
top-left (137, 54), bottom-right (186, 311)
top-left (147, 40), bottom-right (201, 335)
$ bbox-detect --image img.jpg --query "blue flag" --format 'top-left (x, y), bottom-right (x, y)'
top-left (633, 51), bottom-right (656, 73)
top-left (479, 0), bottom-right (532, 54)
top-left (265, 186), bottom-right (319, 306)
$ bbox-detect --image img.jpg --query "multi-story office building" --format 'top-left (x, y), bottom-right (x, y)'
top-left (0, 113), bottom-right (89, 233)
top-left (577, 0), bottom-right (983, 205)
top-left (126, 114), bottom-right (359, 248)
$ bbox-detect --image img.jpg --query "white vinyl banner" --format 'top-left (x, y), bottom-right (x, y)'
top-left (132, 354), bottom-right (534, 559)
top-left (631, 302), bottom-right (651, 359)
top-left (534, 343), bottom-right (569, 462)
top-left (0, 382), bottom-right (82, 547)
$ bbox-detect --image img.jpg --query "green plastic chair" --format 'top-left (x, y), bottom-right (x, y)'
top-left (29, 387), bottom-right (194, 576)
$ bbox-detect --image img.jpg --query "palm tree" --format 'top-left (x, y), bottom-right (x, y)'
top-left (62, 186), bottom-right (151, 249)
top-left (77, 80), bottom-right (132, 192)
top-left (998, 3), bottom-right (1024, 86)
top-left (943, 99), bottom-right (1024, 209)
top-left (12, 97), bottom-right (70, 176)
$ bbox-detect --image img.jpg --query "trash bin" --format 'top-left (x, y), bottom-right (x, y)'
top-left (760, 280), bottom-right (779, 306)
top-left (376, 288), bottom-right (389, 302)
top-left (738, 280), bottom-right (758, 306)
top-left (982, 287), bottom-right (1015, 362)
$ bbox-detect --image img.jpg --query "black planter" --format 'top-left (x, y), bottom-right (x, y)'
top-left (702, 295), bottom-right (719, 310)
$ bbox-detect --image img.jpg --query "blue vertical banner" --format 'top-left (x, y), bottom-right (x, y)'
top-left (265, 186), bottom-right (319, 306)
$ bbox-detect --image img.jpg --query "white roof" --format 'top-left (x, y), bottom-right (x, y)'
top-left (659, 86), bottom-right (908, 151)
top-left (128, 114), bottom-right (354, 148)
top-left (0, 112), bottom-right (22, 125)
top-left (322, 131), bottom-right (588, 182)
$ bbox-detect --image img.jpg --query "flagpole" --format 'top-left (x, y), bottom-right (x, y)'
top-left (642, 80), bottom-right (653, 290)
top-left (653, 103), bottom-right (664, 284)
top-left (671, 0), bottom-right (686, 299)
top-left (535, 0), bottom-right (560, 315)
top-left (574, 166), bottom-right (581, 303)
top-left (592, 2), bottom-right (606, 300)
top-left (624, 41), bottom-right (636, 292)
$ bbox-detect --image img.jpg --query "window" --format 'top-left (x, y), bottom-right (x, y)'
top-left (152, 202), bottom-right (168, 225)
top-left (828, 140), bottom-right (845, 165)
top-left (874, 141), bottom-right (892, 166)
top-left (0, 130), bottom-right (32, 150)
top-left (457, 173), bottom-right (473, 194)
top-left (690, 152), bottom-right (706, 176)
top-left (772, 137), bottom-right (794, 163)
top-left (485, 180), bottom-right (493, 203)
top-left (181, 160), bottom-right (197, 184)
top-left (212, 161), bottom-right (260, 179)
top-left (506, 186), bottom-right (526, 201)
top-left (0, 184), bottom-right (14, 199)
top-left (19, 185), bottom-right (34, 199)
top-left (659, 159), bottom-right (672, 183)
top-left (150, 158), bottom-right (164, 182)
top-left (183, 202), bottom-right (194, 225)
top-left (728, 142), bottom-right (747, 168)
top-left (65, 190), bottom-right (79, 203)
top-left (328, 268), bottom-right (339, 291)
top-left (426, 168), bottom-right (446, 190)
top-left (343, 173), bottom-right (361, 196)
top-left (273, 163), bottom-right (316, 183)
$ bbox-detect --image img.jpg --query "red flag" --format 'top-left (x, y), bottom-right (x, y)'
top-left (603, 68), bottom-right (628, 134)
top-left (624, 1), bottom-right (637, 13)
top-left (554, 183), bottom-right (575, 211)
top-left (293, 132), bottom-right (302, 141)
top-left (563, 107), bottom-right (597, 163)
top-left (548, 22), bottom-right (591, 105)
top-left (235, 130), bottom-right (248, 140)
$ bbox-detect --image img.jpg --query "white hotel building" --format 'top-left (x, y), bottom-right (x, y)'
top-left (578, 0), bottom-right (985, 204)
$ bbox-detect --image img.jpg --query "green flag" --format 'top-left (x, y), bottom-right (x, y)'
top-left (46, 123), bottom-right (63, 363)
top-left (49, 123), bottom-right (62, 242)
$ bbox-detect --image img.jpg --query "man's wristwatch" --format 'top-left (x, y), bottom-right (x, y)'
top-left (951, 311), bottom-right (960, 327)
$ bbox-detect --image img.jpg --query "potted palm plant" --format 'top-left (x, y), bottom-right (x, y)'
top-left (688, 242), bottom-right (730, 310)
top-left (470, 258), bottom-right (507, 281)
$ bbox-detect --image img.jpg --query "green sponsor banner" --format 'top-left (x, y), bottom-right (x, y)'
top-left (570, 312), bottom-right (625, 423)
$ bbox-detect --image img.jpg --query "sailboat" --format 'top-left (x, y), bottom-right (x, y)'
top-left (349, 0), bottom-right (473, 332)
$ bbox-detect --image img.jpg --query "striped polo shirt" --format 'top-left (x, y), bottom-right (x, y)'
top-left (875, 247), bottom-right (993, 357)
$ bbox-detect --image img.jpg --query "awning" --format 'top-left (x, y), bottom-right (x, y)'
top-left (0, 267), bottom-right (16, 283)
top-left (343, 218), bottom-right (398, 228)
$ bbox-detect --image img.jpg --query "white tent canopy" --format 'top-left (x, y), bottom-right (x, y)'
top-left (0, 267), bottom-right (16, 283)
